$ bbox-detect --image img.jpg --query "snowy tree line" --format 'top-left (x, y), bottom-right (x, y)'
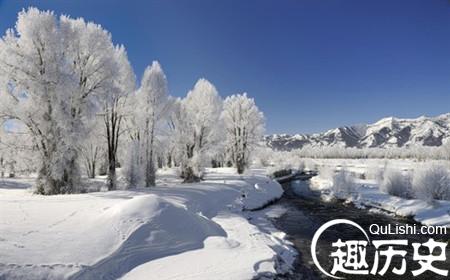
top-left (0, 8), bottom-right (265, 194)
top-left (262, 143), bottom-right (450, 163)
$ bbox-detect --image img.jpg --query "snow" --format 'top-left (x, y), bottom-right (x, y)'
top-left (310, 160), bottom-right (450, 228)
top-left (0, 168), bottom-right (294, 279)
top-left (121, 213), bottom-right (290, 280)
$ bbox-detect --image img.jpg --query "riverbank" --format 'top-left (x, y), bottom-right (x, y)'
top-left (310, 175), bottom-right (450, 228)
top-left (0, 168), bottom-right (296, 280)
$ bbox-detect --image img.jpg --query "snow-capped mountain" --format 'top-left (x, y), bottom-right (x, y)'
top-left (266, 113), bottom-right (450, 151)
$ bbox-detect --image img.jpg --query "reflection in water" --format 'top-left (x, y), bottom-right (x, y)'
top-left (272, 180), bottom-right (450, 280)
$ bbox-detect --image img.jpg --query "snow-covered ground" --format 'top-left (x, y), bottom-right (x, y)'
top-left (0, 168), bottom-right (296, 280)
top-left (310, 159), bottom-right (450, 228)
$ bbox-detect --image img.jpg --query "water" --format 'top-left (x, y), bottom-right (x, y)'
top-left (272, 179), bottom-right (450, 280)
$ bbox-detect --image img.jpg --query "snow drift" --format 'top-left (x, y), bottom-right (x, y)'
top-left (0, 168), bottom-right (293, 280)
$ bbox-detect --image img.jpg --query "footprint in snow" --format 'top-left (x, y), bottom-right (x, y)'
top-left (213, 238), bottom-right (241, 249)
top-left (225, 238), bottom-right (241, 249)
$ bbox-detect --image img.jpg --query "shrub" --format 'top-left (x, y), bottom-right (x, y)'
top-left (331, 169), bottom-right (356, 195)
top-left (297, 160), bottom-right (305, 173)
top-left (365, 160), bottom-right (387, 182)
top-left (412, 165), bottom-right (450, 202)
top-left (380, 169), bottom-right (412, 199)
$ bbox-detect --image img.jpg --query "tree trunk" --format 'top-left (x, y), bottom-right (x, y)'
top-left (64, 155), bottom-right (79, 193)
top-left (145, 158), bottom-right (156, 187)
top-left (87, 160), bottom-right (96, 179)
top-left (158, 156), bottom-right (163, 169)
top-left (236, 153), bottom-right (245, 174)
top-left (182, 166), bottom-right (200, 183)
top-left (35, 151), bottom-right (80, 195)
top-left (0, 157), bottom-right (4, 178)
top-left (107, 151), bottom-right (116, 190)
top-left (36, 165), bottom-right (62, 195)
top-left (105, 104), bottom-right (122, 191)
top-left (91, 161), bottom-right (96, 178)
top-left (145, 117), bottom-right (156, 187)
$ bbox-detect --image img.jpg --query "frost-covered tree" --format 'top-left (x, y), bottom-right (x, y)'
top-left (173, 79), bottom-right (223, 182)
top-left (100, 46), bottom-right (135, 190)
top-left (134, 61), bottom-right (171, 187)
top-left (222, 93), bottom-right (264, 174)
top-left (122, 139), bottom-right (142, 187)
top-left (79, 119), bottom-right (104, 179)
top-left (164, 98), bottom-right (182, 168)
top-left (0, 8), bottom-right (122, 194)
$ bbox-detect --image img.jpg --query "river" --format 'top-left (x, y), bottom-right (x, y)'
top-left (270, 179), bottom-right (450, 280)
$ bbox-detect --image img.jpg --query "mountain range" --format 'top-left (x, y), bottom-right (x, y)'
top-left (266, 113), bottom-right (450, 151)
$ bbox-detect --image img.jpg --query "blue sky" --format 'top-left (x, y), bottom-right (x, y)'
top-left (1, 0), bottom-right (450, 134)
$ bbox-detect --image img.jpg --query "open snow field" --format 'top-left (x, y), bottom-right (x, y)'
top-left (0, 168), bottom-right (296, 280)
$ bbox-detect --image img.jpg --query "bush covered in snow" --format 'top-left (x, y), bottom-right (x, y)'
top-left (265, 151), bottom-right (308, 177)
top-left (331, 169), bottom-right (356, 195)
top-left (297, 160), bottom-right (305, 173)
top-left (412, 165), bottom-right (450, 202)
top-left (380, 169), bottom-right (413, 199)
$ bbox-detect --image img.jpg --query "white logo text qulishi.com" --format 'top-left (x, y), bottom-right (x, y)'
top-left (369, 223), bottom-right (447, 235)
